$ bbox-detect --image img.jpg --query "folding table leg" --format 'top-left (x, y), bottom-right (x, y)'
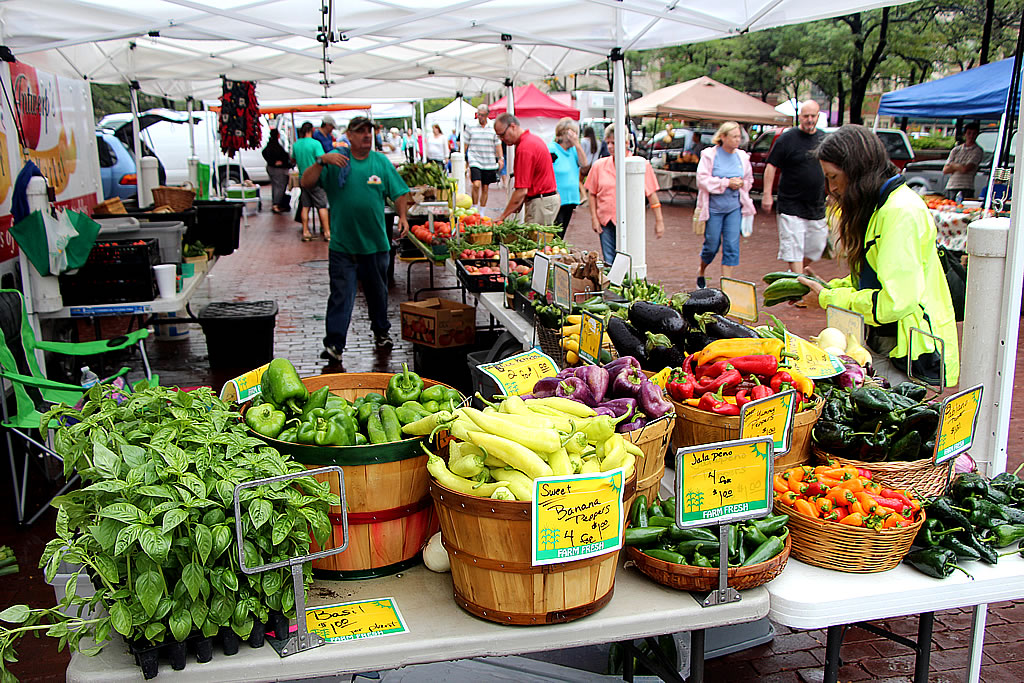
top-left (823, 624), bottom-right (844, 683)
top-left (689, 628), bottom-right (705, 683)
top-left (914, 612), bottom-right (935, 683)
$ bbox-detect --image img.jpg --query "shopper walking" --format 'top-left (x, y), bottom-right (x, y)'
top-left (761, 100), bottom-right (828, 276)
top-left (494, 113), bottom-right (560, 225)
top-left (798, 124), bottom-right (959, 387)
top-left (583, 124), bottom-right (664, 264)
top-left (463, 104), bottom-right (504, 208)
top-left (695, 121), bottom-right (755, 287)
top-left (312, 115), bottom-right (337, 154)
top-left (262, 129), bottom-right (292, 214)
top-left (292, 122), bottom-right (330, 242)
top-left (548, 117), bottom-right (591, 237)
top-left (302, 116), bottom-right (411, 365)
top-left (426, 124), bottom-right (448, 167)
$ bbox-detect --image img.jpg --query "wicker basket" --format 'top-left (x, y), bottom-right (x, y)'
top-left (813, 447), bottom-right (950, 497)
top-left (623, 414), bottom-right (674, 507)
top-left (775, 501), bottom-right (924, 573)
top-left (151, 183), bottom-right (195, 212)
top-left (625, 533), bottom-right (790, 591)
top-left (466, 231), bottom-right (493, 245)
top-left (92, 197), bottom-right (126, 215)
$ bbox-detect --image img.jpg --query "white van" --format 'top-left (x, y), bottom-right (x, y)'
top-left (97, 109), bottom-right (272, 187)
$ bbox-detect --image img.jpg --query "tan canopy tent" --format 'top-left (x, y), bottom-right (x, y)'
top-left (629, 76), bottom-right (790, 125)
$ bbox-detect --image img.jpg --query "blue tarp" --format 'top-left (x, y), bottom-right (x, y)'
top-left (878, 58), bottom-right (1020, 119)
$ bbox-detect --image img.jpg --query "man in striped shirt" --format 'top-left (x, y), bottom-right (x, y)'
top-left (463, 104), bottom-right (504, 207)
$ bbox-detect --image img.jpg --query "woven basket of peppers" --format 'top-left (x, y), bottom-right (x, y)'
top-left (774, 463), bottom-right (925, 573)
top-left (624, 494), bottom-right (791, 591)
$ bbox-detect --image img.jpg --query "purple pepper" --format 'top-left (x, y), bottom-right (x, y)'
top-left (594, 406), bottom-right (616, 418)
top-left (637, 379), bottom-right (673, 418)
top-left (556, 367), bottom-right (579, 380)
top-left (598, 397), bottom-right (639, 419)
top-left (605, 356), bottom-right (642, 384)
top-left (531, 376), bottom-right (560, 398)
top-left (555, 376), bottom-right (597, 407)
top-left (573, 365), bottom-right (610, 404)
top-left (611, 365), bottom-right (645, 398)
top-left (618, 414), bottom-right (648, 432)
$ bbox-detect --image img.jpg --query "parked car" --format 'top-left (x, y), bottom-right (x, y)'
top-left (97, 109), bottom-right (271, 188)
top-left (902, 130), bottom-right (1015, 198)
top-left (95, 128), bottom-right (167, 200)
top-left (749, 127), bottom-right (915, 194)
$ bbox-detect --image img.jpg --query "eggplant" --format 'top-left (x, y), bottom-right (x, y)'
top-left (695, 312), bottom-right (759, 340)
top-left (628, 301), bottom-right (687, 341)
top-left (607, 317), bottom-right (648, 363)
top-left (683, 328), bottom-right (716, 354)
top-left (643, 332), bottom-right (686, 372)
top-left (672, 288), bottom-right (731, 324)
top-left (835, 355), bottom-right (866, 389)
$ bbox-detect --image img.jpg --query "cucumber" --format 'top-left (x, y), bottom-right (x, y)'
top-left (762, 271), bottom-right (802, 284)
top-left (763, 278), bottom-right (811, 307)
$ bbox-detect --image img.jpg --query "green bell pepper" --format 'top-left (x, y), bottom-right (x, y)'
top-left (260, 358), bottom-right (308, 414)
top-left (361, 392), bottom-right (386, 405)
top-left (245, 403), bottom-right (286, 439)
top-left (421, 400), bottom-right (440, 413)
top-left (379, 405), bottom-right (402, 442)
top-left (366, 405), bottom-right (387, 444)
top-left (298, 408), bottom-right (356, 447)
top-left (277, 426), bottom-right (298, 442)
top-left (354, 432), bottom-right (368, 445)
top-left (386, 364), bottom-right (424, 405)
top-left (418, 384), bottom-right (449, 405)
top-left (301, 386), bottom-right (330, 420)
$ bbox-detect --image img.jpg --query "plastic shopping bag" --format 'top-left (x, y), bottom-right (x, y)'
top-left (740, 214), bottom-right (754, 237)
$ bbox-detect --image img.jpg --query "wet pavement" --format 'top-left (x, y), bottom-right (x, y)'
top-left (3, 182), bottom-right (1023, 681)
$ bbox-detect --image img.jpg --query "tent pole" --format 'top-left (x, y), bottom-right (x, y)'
top-left (612, 43), bottom-right (629, 271)
top-left (504, 33), bottom-right (516, 206)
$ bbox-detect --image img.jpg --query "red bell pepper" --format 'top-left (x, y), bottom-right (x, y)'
top-left (697, 387), bottom-right (741, 416)
top-left (725, 354), bottom-right (779, 377)
top-left (667, 376), bottom-right (695, 401)
top-left (750, 376), bottom-right (775, 401)
top-left (769, 370), bottom-right (794, 394)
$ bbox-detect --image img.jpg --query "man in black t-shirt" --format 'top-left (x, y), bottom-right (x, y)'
top-left (762, 101), bottom-right (827, 276)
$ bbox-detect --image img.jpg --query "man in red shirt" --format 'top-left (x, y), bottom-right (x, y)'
top-left (494, 113), bottom-right (560, 224)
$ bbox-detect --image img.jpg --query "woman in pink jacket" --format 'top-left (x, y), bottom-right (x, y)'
top-left (695, 121), bottom-right (755, 288)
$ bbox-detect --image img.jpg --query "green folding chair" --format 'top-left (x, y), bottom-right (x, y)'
top-left (0, 289), bottom-right (156, 525)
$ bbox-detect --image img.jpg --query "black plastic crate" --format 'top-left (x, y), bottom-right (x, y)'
top-left (198, 300), bottom-right (278, 370)
top-left (455, 258), bottom-right (531, 293)
top-left (59, 271), bottom-right (157, 305)
top-left (85, 238), bottom-right (159, 267)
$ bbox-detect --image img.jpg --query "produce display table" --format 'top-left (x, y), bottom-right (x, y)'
top-left (475, 290), bottom-right (535, 350)
top-left (66, 560), bottom-right (769, 683)
top-left (654, 169), bottom-right (697, 202)
top-left (406, 233), bottom-right (463, 302)
top-left (36, 257), bottom-right (216, 319)
top-left (767, 555), bottom-right (1024, 683)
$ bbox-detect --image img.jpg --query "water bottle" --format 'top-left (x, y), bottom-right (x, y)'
top-left (955, 191), bottom-right (963, 204)
top-left (80, 366), bottom-right (99, 389)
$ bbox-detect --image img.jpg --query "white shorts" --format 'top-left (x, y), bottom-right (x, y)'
top-left (777, 213), bottom-right (829, 263)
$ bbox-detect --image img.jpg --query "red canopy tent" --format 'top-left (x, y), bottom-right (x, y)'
top-left (489, 84), bottom-right (580, 120)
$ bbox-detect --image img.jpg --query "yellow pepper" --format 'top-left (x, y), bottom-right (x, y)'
top-left (694, 338), bottom-right (786, 365)
top-left (786, 369), bottom-right (815, 397)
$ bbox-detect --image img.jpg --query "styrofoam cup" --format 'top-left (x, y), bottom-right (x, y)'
top-left (154, 264), bottom-right (177, 299)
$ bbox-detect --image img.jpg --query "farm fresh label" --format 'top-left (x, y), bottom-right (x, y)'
top-left (674, 437), bottom-right (774, 528)
top-left (305, 598), bottom-right (408, 643)
top-left (531, 470), bottom-right (625, 566)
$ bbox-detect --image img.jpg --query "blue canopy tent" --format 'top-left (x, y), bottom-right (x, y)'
top-left (878, 58), bottom-right (1019, 119)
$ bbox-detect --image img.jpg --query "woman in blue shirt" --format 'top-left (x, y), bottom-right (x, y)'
top-left (695, 121), bottom-right (755, 288)
top-left (548, 118), bottom-right (591, 238)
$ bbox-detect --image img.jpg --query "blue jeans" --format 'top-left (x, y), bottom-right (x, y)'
top-left (599, 221), bottom-right (617, 264)
top-left (324, 250), bottom-right (391, 351)
top-left (701, 207), bottom-right (742, 267)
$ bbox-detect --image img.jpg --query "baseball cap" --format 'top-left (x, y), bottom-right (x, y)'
top-left (347, 116), bottom-right (373, 132)
top-left (321, 115), bottom-right (336, 127)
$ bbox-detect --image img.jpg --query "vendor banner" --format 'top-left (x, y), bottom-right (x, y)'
top-left (0, 62), bottom-right (101, 264)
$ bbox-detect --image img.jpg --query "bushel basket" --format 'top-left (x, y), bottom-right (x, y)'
top-left (813, 447), bottom-right (949, 497)
top-left (775, 501), bottom-right (924, 573)
top-left (626, 533), bottom-right (790, 591)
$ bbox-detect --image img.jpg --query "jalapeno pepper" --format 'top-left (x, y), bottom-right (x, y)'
top-left (631, 494), bottom-right (649, 528)
top-left (624, 526), bottom-right (666, 547)
top-left (742, 536), bottom-right (785, 566)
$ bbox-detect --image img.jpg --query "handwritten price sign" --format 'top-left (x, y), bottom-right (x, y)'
top-left (740, 390), bottom-right (796, 455)
top-left (478, 349), bottom-right (559, 396)
top-left (674, 437), bottom-right (774, 528)
top-left (784, 330), bottom-right (845, 379)
top-left (579, 311), bottom-right (604, 364)
top-left (532, 470), bottom-right (625, 566)
top-left (934, 384), bottom-right (984, 465)
top-left (305, 597), bottom-right (408, 643)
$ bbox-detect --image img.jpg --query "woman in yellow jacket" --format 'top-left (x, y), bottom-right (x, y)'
top-left (797, 125), bottom-right (959, 386)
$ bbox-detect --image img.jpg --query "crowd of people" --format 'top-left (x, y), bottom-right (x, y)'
top-left (261, 98), bottom-right (966, 387)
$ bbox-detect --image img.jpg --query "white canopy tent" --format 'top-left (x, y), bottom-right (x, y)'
top-left (426, 98), bottom-right (480, 139)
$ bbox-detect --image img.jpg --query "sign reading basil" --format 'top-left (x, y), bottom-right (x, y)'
top-left (305, 597), bottom-right (408, 643)
top-left (532, 470), bottom-right (625, 566)
top-left (674, 437), bottom-right (774, 528)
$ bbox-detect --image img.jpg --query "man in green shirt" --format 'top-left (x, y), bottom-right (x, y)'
top-left (301, 116), bottom-right (411, 363)
top-left (292, 122), bottom-right (330, 241)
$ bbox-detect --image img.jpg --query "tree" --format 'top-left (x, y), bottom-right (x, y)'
top-left (90, 84), bottom-right (180, 123)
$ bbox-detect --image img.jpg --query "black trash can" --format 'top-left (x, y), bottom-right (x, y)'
top-left (197, 300), bottom-right (278, 371)
top-left (190, 200), bottom-right (243, 256)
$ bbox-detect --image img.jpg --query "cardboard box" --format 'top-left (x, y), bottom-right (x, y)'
top-left (400, 297), bottom-right (475, 348)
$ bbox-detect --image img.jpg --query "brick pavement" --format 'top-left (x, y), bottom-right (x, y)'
top-left (2, 183), bottom-right (1024, 681)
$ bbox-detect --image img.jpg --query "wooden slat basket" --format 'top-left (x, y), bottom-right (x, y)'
top-left (151, 184), bottom-right (195, 212)
top-left (429, 470), bottom-right (636, 625)
top-left (259, 373), bottom-right (449, 579)
top-left (624, 414), bottom-right (674, 507)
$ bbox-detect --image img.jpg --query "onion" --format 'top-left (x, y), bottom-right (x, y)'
top-left (422, 532), bottom-right (450, 572)
top-left (813, 327), bottom-right (847, 352)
